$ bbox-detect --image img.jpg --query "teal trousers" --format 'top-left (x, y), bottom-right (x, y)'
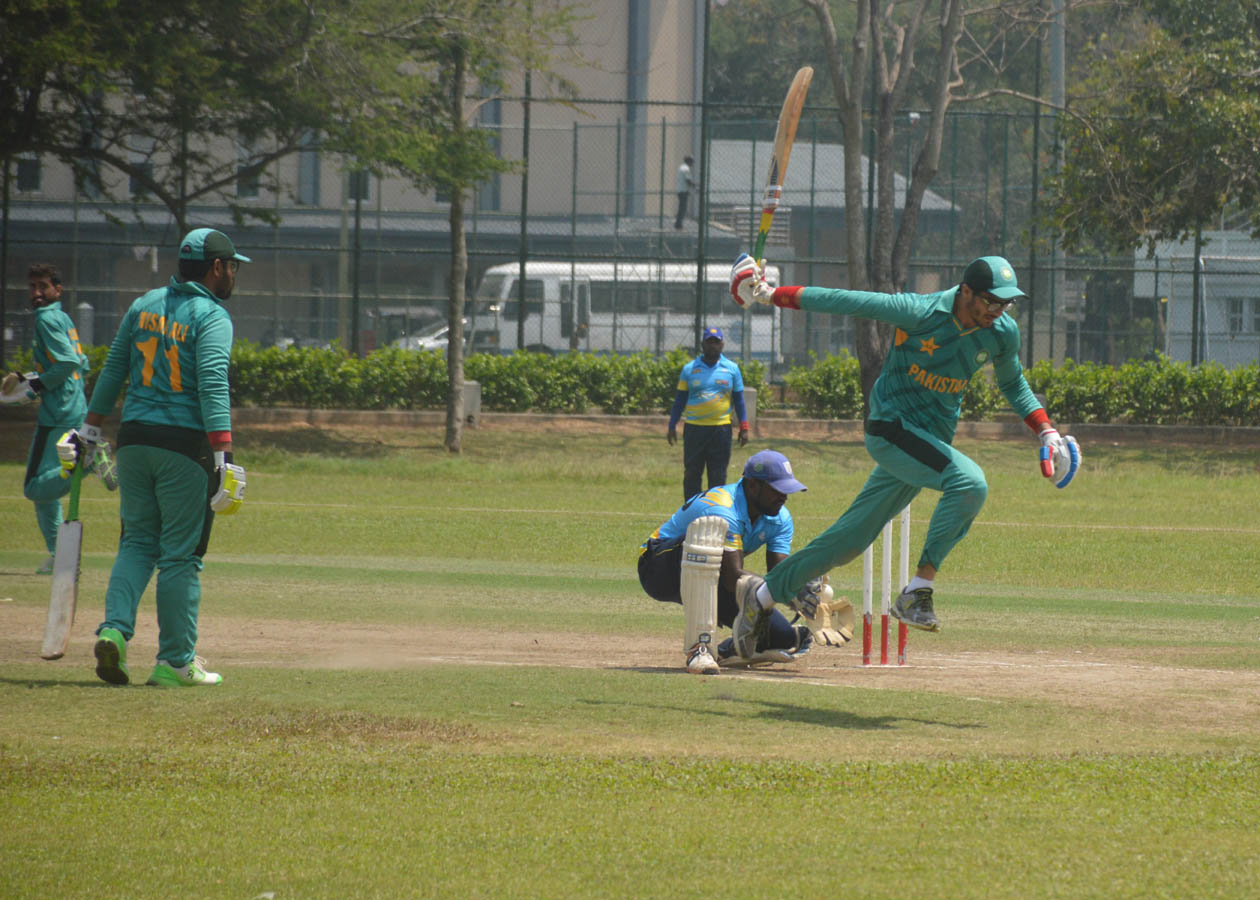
top-left (24, 425), bottom-right (76, 553)
top-left (764, 418), bottom-right (988, 602)
top-left (99, 444), bottom-right (214, 667)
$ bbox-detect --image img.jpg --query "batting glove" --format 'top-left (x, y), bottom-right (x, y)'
top-left (729, 253), bottom-right (772, 307)
top-left (1038, 428), bottom-right (1081, 489)
top-left (210, 450), bottom-right (247, 515)
top-left (55, 424), bottom-right (105, 476)
top-left (0, 371), bottom-right (42, 405)
top-left (791, 577), bottom-right (826, 618)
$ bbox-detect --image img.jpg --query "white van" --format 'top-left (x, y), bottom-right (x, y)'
top-left (468, 261), bottom-right (782, 360)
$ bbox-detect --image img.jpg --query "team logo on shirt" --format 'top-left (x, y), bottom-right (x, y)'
top-left (919, 337), bottom-right (940, 356)
top-left (974, 350), bottom-right (990, 365)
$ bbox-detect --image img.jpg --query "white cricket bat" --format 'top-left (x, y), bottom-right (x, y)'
top-left (41, 465), bottom-right (84, 660)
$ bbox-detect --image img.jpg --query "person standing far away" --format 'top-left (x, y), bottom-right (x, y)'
top-left (674, 155), bottom-right (696, 229)
top-left (667, 326), bottom-right (749, 502)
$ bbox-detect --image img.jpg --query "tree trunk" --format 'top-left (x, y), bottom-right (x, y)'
top-left (444, 41), bottom-right (468, 454)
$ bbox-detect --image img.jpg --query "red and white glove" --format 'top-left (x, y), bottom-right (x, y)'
top-left (1039, 428), bottom-right (1081, 489)
top-left (730, 253), bottom-right (772, 307)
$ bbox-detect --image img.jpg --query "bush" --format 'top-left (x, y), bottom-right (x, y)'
top-left (782, 352), bottom-right (863, 419)
top-left (14, 340), bottom-right (1259, 427)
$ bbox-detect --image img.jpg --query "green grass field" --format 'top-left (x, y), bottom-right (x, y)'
top-left (2, 422), bottom-right (1259, 899)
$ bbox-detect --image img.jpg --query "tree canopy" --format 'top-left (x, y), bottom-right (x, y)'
top-left (1048, 0), bottom-right (1260, 254)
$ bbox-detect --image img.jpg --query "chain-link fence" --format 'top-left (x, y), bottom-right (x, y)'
top-left (4, 102), bottom-right (1259, 378)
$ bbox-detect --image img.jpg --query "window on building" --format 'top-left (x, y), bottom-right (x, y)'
top-left (1254, 298), bottom-right (1260, 335)
top-left (16, 154), bottom-right (40, 192)
top-left (298, 134), bottom-right (320, 205)
top-left (237, 141), bottom-right (260, 198)
top-left (128, 138), bottom-right (156, 198)
top-left (1227, 297), bottom-right (1244, 335)
top-left (348, 169), bottom-right (371, 203)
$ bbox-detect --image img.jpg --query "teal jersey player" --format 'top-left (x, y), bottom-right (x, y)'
top-left (0, 264), bottom-right (94, 569)
top-left (70, 227), bottom-right (251, 689)
top-left (728, 254), bottom-right (1081, 643)
top-left (90, 276), bottom-right (234, 433)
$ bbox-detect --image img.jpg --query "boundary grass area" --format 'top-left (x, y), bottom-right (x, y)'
top-left (2, 425), bottom-right (1258, 898)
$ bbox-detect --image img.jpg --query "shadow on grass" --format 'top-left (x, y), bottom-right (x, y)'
top-left (579, 694), bottom-right (980, 732)
top-left (235, 425), bottom-right (425, 458)
top-left (0, 675), bottom-right (117, 689)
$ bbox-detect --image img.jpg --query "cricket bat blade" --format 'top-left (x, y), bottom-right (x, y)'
top-left (41, 520), bottom-right (82, 660)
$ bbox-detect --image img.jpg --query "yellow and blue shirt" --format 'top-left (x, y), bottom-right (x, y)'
top-left (669, 354), bottom-right (746, 427)
top-left (643, 480), bottom-right (794, 557)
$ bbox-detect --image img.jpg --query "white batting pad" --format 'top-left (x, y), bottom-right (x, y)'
top-left (681, 516), bottom-right (726, 653)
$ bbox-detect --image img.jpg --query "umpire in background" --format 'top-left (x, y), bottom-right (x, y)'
top-left (59, 228), bottom-right (249, 688)
top-left (667, 326), bottom-right (749, 501)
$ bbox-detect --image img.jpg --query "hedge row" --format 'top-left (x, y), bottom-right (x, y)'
top-left (228, 343), bottom-right (769, 416)
top-left (9, 343), bottom-right (1258, 426)
top-left (785, 352), bottom-right (1260, 426)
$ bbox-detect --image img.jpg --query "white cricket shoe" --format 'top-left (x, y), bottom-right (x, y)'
top-left (685, 640), bottom-right (720, 675)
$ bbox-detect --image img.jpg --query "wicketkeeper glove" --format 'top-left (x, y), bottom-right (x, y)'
top-left (0, 371), bottom-right (42, 405)
top-left (729, 253), bottom-right (773, 307)
top-left (55, 424), bottom-right (105, 476)
top-left (210, 450), bottom-right (247, 515)
top-left (792, 576), bottom-right (854, 647)
top-left (1038, 428), bottom-right (1081, 489)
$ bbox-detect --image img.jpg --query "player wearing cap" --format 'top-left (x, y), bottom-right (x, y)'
top-left (57, 228), bottom-right (250, 687)
top-left (727, 253), bottom-right (1081, 639)
top-left (640, 450), bottom-right (834, 671)
top-left (667, 325), bottom-right (750, 501)
top-left (1, 263), bottom-right (115, 573)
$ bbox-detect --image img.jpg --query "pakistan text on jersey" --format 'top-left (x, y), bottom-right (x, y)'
top-left (907, 363), bottom-right (967, 395)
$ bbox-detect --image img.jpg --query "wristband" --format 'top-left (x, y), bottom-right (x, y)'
top-left (1024, 408), bottom-right (1050, 433)
top-left (770, 286), bottom-right (804, 310)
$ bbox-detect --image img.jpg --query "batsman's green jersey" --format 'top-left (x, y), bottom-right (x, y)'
top-left (89, 277), bottom-right (233, 668)
top-left (763, 284), bottom-right (1043, 603)
top-left (793, 285), bottom-right (1042, 437)
top-left (89, 277), bottom-right (233, 431)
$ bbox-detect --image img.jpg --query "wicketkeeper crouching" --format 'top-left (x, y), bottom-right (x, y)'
top-left (637, 449), bottom-right (855, 674)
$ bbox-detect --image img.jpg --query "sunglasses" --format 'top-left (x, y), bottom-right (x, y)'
top-left (978, 292), bottom-right (1015, 312)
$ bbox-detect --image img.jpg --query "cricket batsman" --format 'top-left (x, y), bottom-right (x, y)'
top-left (57, 228), bottom-right (249, 687)
top-left (727, 254), bottom-right (1080, 647)
top-left (638, 449), bottom-right (854, 672)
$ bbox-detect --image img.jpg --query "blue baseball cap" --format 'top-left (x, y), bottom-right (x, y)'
top-left (962, 255), bottom-right (1023, 300)
top-left (702, 326), bottom-right (724, 341)
top-left (743, 450), bottom-right (807, 494)
top-left (179, 228), bottom-right (251, 263)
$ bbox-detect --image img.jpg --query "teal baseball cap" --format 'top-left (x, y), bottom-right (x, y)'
top-left (962, 255), bottom-right (1024, 300)
top-left (179, 228), bottom-right (251, 263)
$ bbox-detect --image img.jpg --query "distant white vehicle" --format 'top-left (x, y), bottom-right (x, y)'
top-left (468, 260), bottom-right (782, 359)
top-left (392, 318), bottom-right (467, 352)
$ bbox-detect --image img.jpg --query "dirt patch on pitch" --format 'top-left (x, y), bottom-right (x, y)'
top-left (9, 604), bottom-right (1257, 739)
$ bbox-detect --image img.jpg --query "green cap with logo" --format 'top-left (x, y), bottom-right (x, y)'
top-left (178, 228), bottom-right (251, 263)
top-left (962, 255), bottom-right (1024, 300)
